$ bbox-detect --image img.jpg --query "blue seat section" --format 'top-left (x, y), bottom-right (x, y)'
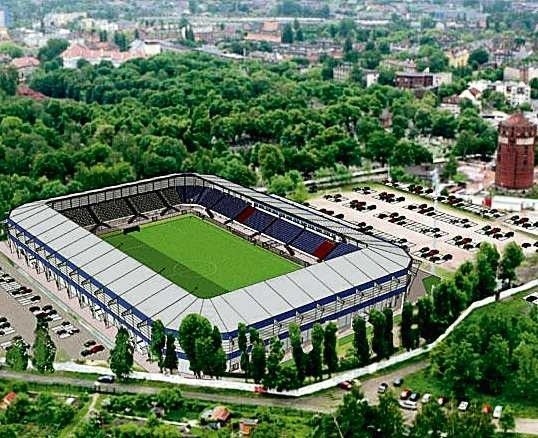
top-left (292, 230), bottom-right (327, 255)
top-left (197, 188), bottom-right (222, 208)
top-left (182, 186), bottom-right (205, 203)
top-left (212, 194), bottom-right (247, 219)
top-left (244, 209), bottom-right (275, 231)
top-left (325, 243), bottom-right (359, 260)
top-left (264, 218), bottom-right (303, 244)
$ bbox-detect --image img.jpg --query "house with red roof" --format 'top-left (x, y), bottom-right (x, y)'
top-left (10, 56), bottom-right (40, 82)
top-left (0, 392), bottom-right (17, 410)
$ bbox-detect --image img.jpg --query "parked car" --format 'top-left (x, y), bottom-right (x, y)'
top-left (493, 406), bottom-right (503, 419)
top-left (421, 393), bottom-right (432, 404)
top-left (84, 340), bottom-right (97, 348)
top-left (458, 401), bottom-right (469, 412)
top-left (437, 396), bottom-right (449, 406)
top-left (338, 381), bottom-right (353, 391)
top-left (90, 344), bottom-right (105, 354)
top-left (399, 400), bottom-right (418, 410)
top-left (399, 389), bottom-right (412, 400)
top-left (409, 392), bottom-right (420, 402)
top-left (393, 377), bottom-right (404, 387)
top-left (377, 383), bottom-right (389, 394)
top-left (81, 349), bottom-right (91, 357)
top-left (96, 375), bottom-right (115, 384)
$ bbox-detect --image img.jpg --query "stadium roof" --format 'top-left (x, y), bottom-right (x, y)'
top-left (8, 174), bottom-right (412, 335)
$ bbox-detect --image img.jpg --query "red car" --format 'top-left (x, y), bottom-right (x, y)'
top-left (338, 381), bottom-right (353, 391)
top-left (90, 344), bottom-right (105, 354)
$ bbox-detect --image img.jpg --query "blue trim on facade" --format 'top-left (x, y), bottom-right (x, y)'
top-left (6, 217), bottom-right (409, 362)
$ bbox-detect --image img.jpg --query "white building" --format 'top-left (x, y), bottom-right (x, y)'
top-left (467, 80), bottom-right (531, 108)
top-left (504, 65), bottom-right (538, 84)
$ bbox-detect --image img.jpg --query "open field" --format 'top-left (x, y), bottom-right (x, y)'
top-left (103, 215), bottom-right (299, 298)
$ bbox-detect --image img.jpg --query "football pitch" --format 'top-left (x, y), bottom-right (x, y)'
top-left (102, 215), bottom-right (300, 298)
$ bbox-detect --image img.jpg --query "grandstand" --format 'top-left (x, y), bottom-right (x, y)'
top-left (6, 174), bottom-right (415, 371)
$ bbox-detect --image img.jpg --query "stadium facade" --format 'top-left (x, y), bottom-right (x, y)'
top-left (6, 174), bottom-right (416, 371)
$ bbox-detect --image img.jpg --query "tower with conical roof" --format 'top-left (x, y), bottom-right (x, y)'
top-left (495, 112), bottom-right (536, 190)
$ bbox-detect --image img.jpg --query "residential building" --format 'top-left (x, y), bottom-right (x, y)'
top-left (446, 48), bottom-right (469, 68)
top-left (10, 56), bottom-right (39, 82)
top-left (504, 65), bottom-right (538, 84)
top-left (0, 392), bottom-right (16, 410)
top-left (379, 58), bottom-right (416, 72)
top-left (366, 72), bottom-right (379, 87)
top-left (495, 113), bottom-right (536, 191)
top-left (395, 72), bottom-right (434, 89)
top-left (467, 80), bottom-right (531, 107)
top-left (61, 42), bottom-right (147, 68)
top-left (333, 63), bottom-right (352, 81)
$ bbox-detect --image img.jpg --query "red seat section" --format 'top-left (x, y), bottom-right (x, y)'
top-left (235, 206), bottom-right (255, 223)
top-left (313, 240), bottom-right (336, 260)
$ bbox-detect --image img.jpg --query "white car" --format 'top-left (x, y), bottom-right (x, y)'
top-left (421, 393), bottom-right (432, 404)
top-left (493, 405), bottom-right (503, 419)
top-left (458, 401), bottom-right (469, 412)
top-left (399, 400), bottom-right (418, 410)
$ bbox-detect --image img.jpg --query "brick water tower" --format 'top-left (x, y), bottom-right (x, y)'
top-left (495, 112), bottom-right (536, 190)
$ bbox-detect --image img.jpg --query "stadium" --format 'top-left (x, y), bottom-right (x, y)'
top-left (6, 173), bottom-right (415, 371)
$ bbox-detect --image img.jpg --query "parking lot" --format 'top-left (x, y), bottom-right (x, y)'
top-left (309, 185), bottom-right (537, 270)
top-left (0, 263), bottom-right (108, 363)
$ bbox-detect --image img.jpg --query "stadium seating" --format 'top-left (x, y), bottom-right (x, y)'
top-left (325, 243), bottom-right (359, 260)
top-left (92, 199), bottom-right (134, 222)
top-left (183, 186), bottom-right (206, 203)
top-left (313, 240), bottom-right (337, 260)
top-left (243, 209), bottom-right (275, 231)
top-left (212, 194), bottom-right (247, 219)
top-left (129, 193), bottom-right (165, 213)
top-left (292, 230), bottom-right (327, 255)
top-left (197, 188), bottom-right (223, 209)
top-left (160, 187), bottom-right (182, 206)
top-left (264, 218), bottom-right (303, 244)
top-left (61, 207), bottom-right (96, 227)
top-left (235, 206), bottom-right (255, 223)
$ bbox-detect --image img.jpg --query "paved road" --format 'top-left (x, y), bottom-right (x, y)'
top-left (0, 359), bottom-right (428, 415)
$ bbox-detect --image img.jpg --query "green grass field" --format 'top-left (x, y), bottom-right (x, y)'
top-left (102, 215), bottom-right (299, 298)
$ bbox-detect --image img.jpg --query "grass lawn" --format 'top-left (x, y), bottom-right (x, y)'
top-left (102, 215), bottom-right (299, 298)
top-left (422, 275), bottom-right (441, 293)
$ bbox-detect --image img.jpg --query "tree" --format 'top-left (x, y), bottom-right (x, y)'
top-left (5, 338), bottom-right (29, 371)
top-left (263, 337), bottom-right (284, 389)
top-left (370, 309), bottom-right (387, 359)
top-left (411, 399), bottom-right (447, 437)
top-left (364, 131), bottom-right (397, 166)
top-left (163, 334), bottom-right (178, 374)
top-left (475, 243), bottom-right (500, 300)
top-left (481, 334), bottom-right (509, 394)
top-left (150, 320), bottom-right (166, 368)
top-left (514, 333), bottom-right (538, 400)
top-left (468, 48), bottom-right (489, 67)
top-left (251, 341), bottom-right (266, 384)
top-left (309, 323), bottom-right (324, 381)
top-left (442, 153), bottom-right (458, 181)
top-left (0, 42), bottom-right (24, 58)
top-left (32, 321), bottom-right (56, 373)
top-left (375, 392), bottom-right (405, 437)
top-left (382, 308), bottom-right (394, 356)
top-left (238, 323), bottom-right (250, 380)
top-left (434, 339), bottom-right (482, 398)
top-left (417, 296), bottom-right (436, 343)
top-left (178, 314), bottom-right (212, 377)
top-left (353, 315), bottom-right (370, 365)
top-left (281, 23), bottom-right (294, 44)
top-left (323, 322), bottom-right (338, 376)
top-left (109, 327), bottom-right (134, 380)
top-left (38, 38), bottom-right (69, 63)
top-left (0, 67), bottom-right (18, 96)
top-left (258, 144), bottom-right (285, 181)
top-left (400, 302), bottom-right (414, 351)
top-left (499, 241), bottom-right (524, 287)
top-left (289, 323), bottom-right (306, 384)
